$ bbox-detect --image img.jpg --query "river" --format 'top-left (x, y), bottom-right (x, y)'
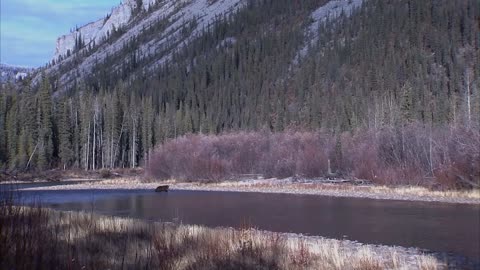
top-left (3, 183), bottom-right (480, 266)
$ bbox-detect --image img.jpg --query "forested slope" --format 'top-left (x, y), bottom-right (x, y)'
top-left (0, 0), bottom-right (478, 172)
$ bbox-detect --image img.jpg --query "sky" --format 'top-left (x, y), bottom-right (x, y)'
top-left (1, 0), bottom-right (119, 67)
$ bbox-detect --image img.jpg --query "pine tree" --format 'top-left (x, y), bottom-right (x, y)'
top-left (6, 93), bottom-right (19, 169)
top-left (58, 98), bottom-right (73, 169)
top-left (129, 93), bottom-right (139, 168)
top-left (1, 0), bottom-right (478, 170)
top-left (400, 83), bottom-right (414, 125)
top-left (0, 90), bottom-right (6, 166)
top-left (36, 73), bottom-right (54, 169)
top-left (141, 97), bottom-right (154, 165)
top-left (80, 92), bottom-right (92, 170)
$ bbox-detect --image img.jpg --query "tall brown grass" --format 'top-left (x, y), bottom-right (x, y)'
top-left (147, 124), bottom-right (480, 189)
top-left (0, 196), bottom-right (285, 269)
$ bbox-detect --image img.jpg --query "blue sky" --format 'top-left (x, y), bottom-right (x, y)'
top-left (1, 0), bottom-right (119, 67)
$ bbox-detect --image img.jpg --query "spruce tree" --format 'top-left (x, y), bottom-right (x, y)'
top-left (58, 98), bottom-right (73, 169)
top-left (400, 83), bottom-right (414, 125)
top-left (0, 91), bottom-right (6, 166)
top-left (36, 73), bottom-right (54, 169)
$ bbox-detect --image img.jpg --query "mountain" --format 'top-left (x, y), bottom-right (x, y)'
top-left (1, 0), bottom-right (478, 170)
top-left (37, 0), bottom-right (367, 92)
top-left (36, 0), bottom-right (247, 91)
top-left (53, 0), bottom-right (158, 61)
top-left (0, 64), bottom-right (34, 83)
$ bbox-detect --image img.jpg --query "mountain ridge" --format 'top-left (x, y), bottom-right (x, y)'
top-left (39, 0), bottom-right (369, 93)
top-left (40, 0), bottom-right (246, 92)
top-left (54, 0), bottom-right (158, 60)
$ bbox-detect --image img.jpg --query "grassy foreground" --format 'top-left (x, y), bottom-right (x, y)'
top-left (0, 201), bottom-right (442, 270)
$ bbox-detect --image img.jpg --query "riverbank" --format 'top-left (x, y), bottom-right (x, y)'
top-left (174, 179), bottom-right (480, 204)
top-left (0, 168), bottom-right (142, 183)
top-left (0, 204), bottom-right (444, 270)
top-left (16, 177), bottom-right (480, 204)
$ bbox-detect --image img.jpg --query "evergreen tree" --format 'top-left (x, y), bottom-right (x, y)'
top-left (400, 83), bottom-right (414, 125)
top-left (36, 74), bottom-right (54, 169)
top-left (58, 98), bottom-right (74, 169)
top-left (1, 0), bottom-right (478, 170)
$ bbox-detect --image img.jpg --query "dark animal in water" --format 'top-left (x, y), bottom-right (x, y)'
top-left (155, 185), bottom-right (169, 192)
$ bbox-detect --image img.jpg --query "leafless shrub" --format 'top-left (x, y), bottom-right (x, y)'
top-left (147, 124), bottom-right (480, 189)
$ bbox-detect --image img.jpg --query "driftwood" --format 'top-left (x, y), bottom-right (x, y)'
top-left (155, 185), bottom-right (169, 192)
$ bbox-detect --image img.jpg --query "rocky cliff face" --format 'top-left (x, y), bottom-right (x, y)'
top-left (54, 0), bottom-right (157, 60)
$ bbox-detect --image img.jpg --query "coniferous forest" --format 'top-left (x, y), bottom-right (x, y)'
top-left (0, 0), bottom-right (478, 186)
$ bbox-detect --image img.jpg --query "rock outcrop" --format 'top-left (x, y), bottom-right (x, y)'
top-left (54, 0), bottom-right (157, 60)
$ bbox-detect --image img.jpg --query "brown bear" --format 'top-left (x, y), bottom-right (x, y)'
top-left (155, 185), bottom-right (169, 192)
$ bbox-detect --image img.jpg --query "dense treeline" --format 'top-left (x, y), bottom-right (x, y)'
top-left (294, 0), bottom-right (480, 130)
top-left (0, 0), bottom-right (478, 171)
top-left (1, 78), bottom-right (156, 170)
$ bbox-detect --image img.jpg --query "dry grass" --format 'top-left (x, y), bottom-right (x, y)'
top-left (89, 177), bottom-right (480, 201)
top-left (0, 168), bottom-right (145, 184)
top-left (364, 185), bottom-right (480, 200)
top-left (19, 177), bottom-right (479, 203)
top-left (185, 180), bottom-right (480, 202)
top-left (101, 178), bottom-right (479, 201)
top-left (0, 195), bottom-right (444, 270)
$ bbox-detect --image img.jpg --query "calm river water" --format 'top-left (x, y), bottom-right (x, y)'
top-left (4, 185), bottom-right (480, 265)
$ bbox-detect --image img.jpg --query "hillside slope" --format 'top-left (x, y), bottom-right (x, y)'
top-left (35, 0), bottom-right (246, 91)
top-left (0, 64), bottom-right (34, 83)
top-left (1, 0), bottom-right (478, 171)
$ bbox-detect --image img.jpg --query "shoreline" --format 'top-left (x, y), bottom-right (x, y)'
top-left (1, 206), bottom-right (451, 269)
top-left (172, 183), bottom-right (480, 205)
top-left (12, 178), bottom-right (480, 205)
top-left (5, 179), bottom-right (479, 268)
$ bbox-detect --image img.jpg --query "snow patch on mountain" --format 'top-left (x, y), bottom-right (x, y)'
top-left (145, 0), bottom-right (244, 70)
top-left (310, 0), bottom-right (364, 31)
top-left (294, 0), bottom-right (364, 63)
